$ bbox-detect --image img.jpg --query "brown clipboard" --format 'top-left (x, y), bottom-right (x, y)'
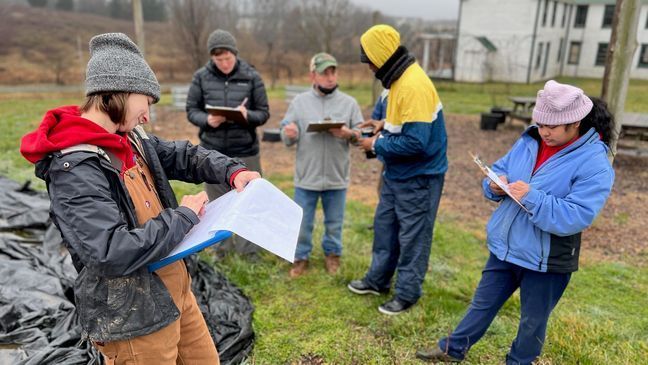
top-left (205, 104), bottom-right (248, 125)
top-left (306, 121), bottom-right (346, 132)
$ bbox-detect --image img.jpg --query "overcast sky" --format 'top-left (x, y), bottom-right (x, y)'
top-left (350, 0), bottom-right (460, 21)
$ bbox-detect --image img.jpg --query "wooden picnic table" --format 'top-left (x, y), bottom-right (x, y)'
top-left (508, 96), bottom-right (536, 124)
top-left (621, 113), bottom-right (648, 141)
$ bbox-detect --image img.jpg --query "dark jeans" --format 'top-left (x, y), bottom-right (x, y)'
top-left (438, 253), bottom-right (571, 365)
top-left (363, 174), bottom-right (444, 304)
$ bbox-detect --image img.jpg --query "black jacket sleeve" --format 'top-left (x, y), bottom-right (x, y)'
top-left (245, 71), bottom-right (270, 128)
top-left (48, 156), bottom-right (199, 278)
top-left (186, 71), bottom-right (209, 129)
top-left (147, 134), bottom-right (246, 186)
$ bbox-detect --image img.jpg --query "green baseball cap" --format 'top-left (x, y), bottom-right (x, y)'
top-left (309, 52), bottom-right (337, 74)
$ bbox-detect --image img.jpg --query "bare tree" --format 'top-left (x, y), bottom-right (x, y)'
top-left (169, 0), bottom-right (214, 71)
top-left (251, 0), bottom-right (293, 87)
top-left (169, 0), bottom-right (240, 72)
top-left (290, 0), bottom-right (353, 54)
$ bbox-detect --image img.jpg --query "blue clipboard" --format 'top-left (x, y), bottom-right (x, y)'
top-left (147, 230), bottom-right (233, 272)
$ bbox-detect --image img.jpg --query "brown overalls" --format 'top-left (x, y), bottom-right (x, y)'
top-left (95, 144), bottom-right (219, 365)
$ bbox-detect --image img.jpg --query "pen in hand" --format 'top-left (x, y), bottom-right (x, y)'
top-left (239, 97), bottom-right (248, 108)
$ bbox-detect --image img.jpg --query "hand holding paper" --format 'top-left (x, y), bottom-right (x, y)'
top-left (148, 178), bottom-right (302, 272)
top-left (471, 153), bottom-right (530, 212)
top-left (488, 175), bottom-right (509, 196)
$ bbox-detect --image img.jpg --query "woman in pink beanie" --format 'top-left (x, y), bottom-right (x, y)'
top-left (417, 80), bottom-right (615, 364)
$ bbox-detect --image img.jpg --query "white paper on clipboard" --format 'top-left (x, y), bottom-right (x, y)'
top-left (470, 153), bottom-right (530, 212)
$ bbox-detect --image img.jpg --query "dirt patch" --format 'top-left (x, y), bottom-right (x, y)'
top-left (151, 99), bottom-right (648, 265)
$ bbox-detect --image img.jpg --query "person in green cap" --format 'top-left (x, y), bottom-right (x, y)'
top-left (280, 52), bottom-right (364, 278)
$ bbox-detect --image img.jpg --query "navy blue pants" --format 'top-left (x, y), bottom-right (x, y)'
top-left (438, 253), bottom-right (571, 365)
top-left (363, 174), bottom-right (444, 304)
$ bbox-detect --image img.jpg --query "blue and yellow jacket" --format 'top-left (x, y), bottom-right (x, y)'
top-left (360, 26), bottom-right (448, 180)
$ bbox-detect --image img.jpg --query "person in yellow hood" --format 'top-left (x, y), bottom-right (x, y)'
top-left (347, 25), bottom-right (448, 315)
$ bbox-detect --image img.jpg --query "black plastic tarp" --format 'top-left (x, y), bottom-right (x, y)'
top-left (0, 177), bottom-right (254, 364)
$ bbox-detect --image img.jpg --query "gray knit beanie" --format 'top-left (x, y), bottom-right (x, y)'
top-left (85, 33), bottom-right (160, 103)
top-left (207, 29), bottom-right (238, 55)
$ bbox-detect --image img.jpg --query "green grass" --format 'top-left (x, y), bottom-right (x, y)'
top-left (293, 77), bottom-right (648, 115)
top-left (1, 93), bottom-right (81, 190)
top-left (2, 89), bottom-right (647, 364)
top-left (210, 189), bottom-right (648, 364)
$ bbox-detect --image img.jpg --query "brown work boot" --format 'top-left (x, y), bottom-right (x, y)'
top-left (415, 347), bottom-right (462, 362)
top-left (324, 255), bottom-right (340, 274)
top-left (289, 260), bottom-right (308, 278)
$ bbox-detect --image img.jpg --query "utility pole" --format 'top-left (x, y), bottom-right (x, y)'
top-left (601, 0), bottom-right (641, 159)
top-left (133, 0), bottom-right (146, 56)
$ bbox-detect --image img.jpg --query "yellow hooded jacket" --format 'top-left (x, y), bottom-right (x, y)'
top-left (360, 25), bottom-right (448, 179)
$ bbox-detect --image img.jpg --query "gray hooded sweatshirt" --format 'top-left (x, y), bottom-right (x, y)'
top-left (280, 88), bottom-right (363, 191)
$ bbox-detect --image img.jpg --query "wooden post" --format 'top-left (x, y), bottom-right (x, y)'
top-left (132, 0), bottom-right (146, 56)
top-left (601, 0), bottom-right (641, 159)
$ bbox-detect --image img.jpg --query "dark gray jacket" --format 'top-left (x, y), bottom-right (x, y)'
top-left (186, 59), bottom-right (269, 157)
top-left (35, 127), bottom-right (246, 342)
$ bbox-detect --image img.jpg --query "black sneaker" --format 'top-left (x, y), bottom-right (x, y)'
top-left (347, 279), bottom-right (388, 295)
top-left (415, 347), bottom-right (462, 363)
top-left (378, 297), bottom-right (414, 315)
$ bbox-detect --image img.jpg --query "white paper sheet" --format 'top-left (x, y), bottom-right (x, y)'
top-left (164, 178), bottom-right (302, 263)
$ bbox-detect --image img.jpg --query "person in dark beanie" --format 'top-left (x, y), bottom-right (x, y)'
top-left (186, 28), bottom-right (270, 256)
top-left (416, 81), bottom-right (614, 364)
top-left (348, 25), bottom-right (448, 315)
top-left (20, 32), bottom-right (260, 364)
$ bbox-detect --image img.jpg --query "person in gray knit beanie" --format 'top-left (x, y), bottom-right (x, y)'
top-left (207, 29), bottom-right (238, 55)
top-left (86, 32), bottom-right (161, 103)
top-left (19, 30), bottom-right (262, 365)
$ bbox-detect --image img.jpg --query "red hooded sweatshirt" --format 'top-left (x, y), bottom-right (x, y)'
top-left (20, 106), bottom-right (135, 173)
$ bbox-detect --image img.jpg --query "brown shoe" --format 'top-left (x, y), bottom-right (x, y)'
top-left (289, 260), bottom-right (308, 278)
top-left (324, 255), bottom-right (340, 274)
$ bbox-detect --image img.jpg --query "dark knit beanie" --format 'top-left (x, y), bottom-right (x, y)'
top-left (207, 29), bottom-right (238, 55)
top-left (85, 33), bottom-right (160, 103)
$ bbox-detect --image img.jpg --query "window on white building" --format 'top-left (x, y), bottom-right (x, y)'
top-left (574, 5), bottom-right (588, 28)
top-left (542, 0), bottom-right (549, 26)
top-left (595, 43), bottom-right (608, 66)
top-left (536, 42), bottom-right (544, 69)
top-left (561, 3), bottom-right (567, 27)
top-left (543, 42), bottom-right (551, 77)
top-left (568, 41), bottom-right (582, 65)
top-left (551, 1), bottom-right (558, 27)
top-left (558, 38), bottom-right (564, 63)
top-left (639, 45), bottom-right (648, 68)
top-left (602, 5), bottom-right (615, 28)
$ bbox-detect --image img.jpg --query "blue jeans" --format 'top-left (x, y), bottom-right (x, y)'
top-left (364, 174), bottom-right (444, 304)
top-left (294, 187), bottom-right (347, 260)
top-left (438, 253), bottom-right (571, 365)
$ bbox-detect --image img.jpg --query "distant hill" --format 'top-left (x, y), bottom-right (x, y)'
top-left (0, 4), bottom-right (190, 85)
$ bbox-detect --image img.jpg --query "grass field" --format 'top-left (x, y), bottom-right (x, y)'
top-left (1, 83), bottom-right (647, 364)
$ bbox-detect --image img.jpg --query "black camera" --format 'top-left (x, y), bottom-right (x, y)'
top-left (361, 127), bottom-right (377, 159)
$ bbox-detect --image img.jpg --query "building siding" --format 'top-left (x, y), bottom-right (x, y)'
top-left (456, 0), bottom-right (648, 82)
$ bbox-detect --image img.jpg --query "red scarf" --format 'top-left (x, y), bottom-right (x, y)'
top-left (20, 106), bottom-right (135, 172)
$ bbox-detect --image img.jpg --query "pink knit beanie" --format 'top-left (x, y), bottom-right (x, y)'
top-left (532, 80), bottom-right (593, 125)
